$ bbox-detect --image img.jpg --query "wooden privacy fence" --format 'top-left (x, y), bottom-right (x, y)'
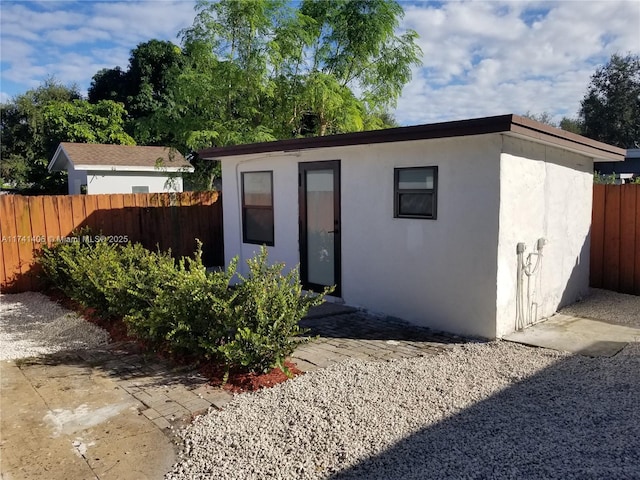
top-left (0, 191), bottom-right (223, 293)
top-left (591, 184), bottom-right (640, 295)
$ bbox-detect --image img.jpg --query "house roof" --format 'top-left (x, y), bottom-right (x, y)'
top-left (595, 148), bottom-right (640, 175)
top-left (48, 142), bottom-right (193, 173)
top-left (198, 114), bottom-right (626, 163)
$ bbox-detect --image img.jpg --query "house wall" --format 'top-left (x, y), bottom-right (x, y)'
top-left (221, 134), bottom-right (503, 338)
top-left (85, 171), bottom-right (184, 194)
top-left (67, 167), bottom-right (88, 194)
top-left (495, 136), bottom-right (593, 337)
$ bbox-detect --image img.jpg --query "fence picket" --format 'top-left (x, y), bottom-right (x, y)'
top-left (592, 184), bottom-right (640, 296)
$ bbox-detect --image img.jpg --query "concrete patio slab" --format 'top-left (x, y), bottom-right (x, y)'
top-left (503, 313), bottom-right (640, 357)
top-left (0, 358), bottom-right (175, 480)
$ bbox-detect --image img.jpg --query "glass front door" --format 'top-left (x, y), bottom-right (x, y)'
top-left (299, 161), bottom-right (341, 296)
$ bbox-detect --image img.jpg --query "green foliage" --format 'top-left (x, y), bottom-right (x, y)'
top-left (580, 53), bottom-right (640, 149)
top-left (522, 111), bottom-right (556, 126)
top-left (559, 117), bottom-right (583, 135)
top-left (0, 78), bottom-right (80, 192)
top-left (218, 246), bottom-right (332, 373)
top-left (125, 246), bottom-right (236, 352)
top-left (39, 234), bottom-right (175, 320)
top-left (1, 78), bottom-right (135, 193)
top-left (42, 100), bottom-right (135, 152)
top-left (39, 240), bottom-right (329, 376)
top-left (593, 171), bottom-right (618, 184)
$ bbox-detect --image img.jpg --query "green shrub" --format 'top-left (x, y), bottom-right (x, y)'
top-left (40, 235), bottom-right (177, 322)
top-left (218, 246), bottom-right (333, 374)
top-left (40, 239), bottom-right (333, 376)
top-left (102, 243), bottom-right (176, 320)
top-left (125, 245), bottom-right (236, 352)
top-left (40, 235), bottom-right (119, 313)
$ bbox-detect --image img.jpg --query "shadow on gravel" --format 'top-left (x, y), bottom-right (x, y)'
top-left (330, 345), bottom-right (640, 480)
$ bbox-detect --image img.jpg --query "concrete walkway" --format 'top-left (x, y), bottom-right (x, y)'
top-left (1, 304), bottom-right (460, 480)
top-left (504, 313), bottom-right (640, 357)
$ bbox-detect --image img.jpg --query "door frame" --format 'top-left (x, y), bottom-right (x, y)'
top-left (298, 160), bottom-right (341, 297)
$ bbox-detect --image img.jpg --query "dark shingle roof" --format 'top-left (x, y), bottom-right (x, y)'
top-left (58, 142), bottom-right (191, 168)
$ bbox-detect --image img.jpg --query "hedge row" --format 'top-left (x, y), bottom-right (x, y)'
top-left (38, 236), bottom-right (332, 376)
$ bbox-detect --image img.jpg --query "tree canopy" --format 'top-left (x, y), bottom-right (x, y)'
top-left (1, 79), bottom-right (134, 193)
top-left (579, 53), bottom-right (640, 149)
top-left (174, 0), bottom-right (420, 142)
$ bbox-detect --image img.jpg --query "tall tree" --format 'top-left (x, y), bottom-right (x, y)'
top-left (579, 53), bottom-right (640, 148)
top-left (88, 40), bottom-right (186, 144)
top-left (179, 0), bottom-right (421, 140)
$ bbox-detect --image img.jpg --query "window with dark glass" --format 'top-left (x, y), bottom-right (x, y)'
top-left (242, 171), bottom-right (274, 245)
top-left (394, 167), bottom-right (438, 219)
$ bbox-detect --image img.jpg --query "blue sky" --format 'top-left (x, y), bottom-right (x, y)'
top-left (1, 0), bottom-right (639, 126)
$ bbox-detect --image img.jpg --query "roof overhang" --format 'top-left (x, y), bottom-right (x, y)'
top-left (198, 114), bottom-right (626, 163)
top-left (47, 144), bottom-right (70, 172)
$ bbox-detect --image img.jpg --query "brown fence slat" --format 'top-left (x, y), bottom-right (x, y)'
top-left (28, 196), bottom-right (48, 291)
top-left (591, 184), bottom-right (640, 296)
top-left (602, 185), bottom-right (621, 291)
top-left (619, 185), bottom-right (637, 294)
top-left (95, 195), bottom-right (113, 235)
top-left (0, 196), bottom-right (21, 292)
top-left (635, 189), bottom-right (640, 295)
top-left (56, 196), bottom-right (75, 238)
top-left (122, 194), bottom-right (138, 245)
top-left (70, 195), bottom-right (86, 231)
top-left (109, 194), bottom-right (126, 239)
top-left (42, 195), bottom-right (62, 242)
top-left (0, 201), bottom-right (7, 290)
top-left (13, 196), bottom-right (34, 292)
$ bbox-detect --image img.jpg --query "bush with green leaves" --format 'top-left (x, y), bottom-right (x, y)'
top-left (218, 247), bottom-right (333, 375)
top-left (39, 236), bottom-right (121, 314)
top-left (40, 239), bottom-right (333, 376)
top-left (39, 235), bottom-right (177, 322)
top-left (124, 247), bottom-right (236, 353)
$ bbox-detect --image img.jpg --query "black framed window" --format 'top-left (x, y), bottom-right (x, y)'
top-left (242, 171), bottom-right (274, 245)
top-left (394, 166), bottom-right (438, 219)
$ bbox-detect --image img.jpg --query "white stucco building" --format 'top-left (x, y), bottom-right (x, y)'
top-left (199, 114), bottom-right (625, 339)
top-left (48, 142), bottom-right (194, 194)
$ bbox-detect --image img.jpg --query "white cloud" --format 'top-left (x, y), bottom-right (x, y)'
top-left (0, 0), bottom-right (196, 96)
top-left (0, 0), bottom-right (638, 126)
top-left (395, 0), bottom-right (640, 125)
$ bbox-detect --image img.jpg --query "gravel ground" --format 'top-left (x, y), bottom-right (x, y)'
top-left (168, 341), bottom-right (639, 480)
top-left (561, 288), bottom-right (640, 327)
top-left (0, 292), bottom-right (109, 361)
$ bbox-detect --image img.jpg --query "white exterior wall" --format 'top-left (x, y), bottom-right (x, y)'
top-left (221, 134), bottom-right (503, 338)
top-left (495, 136), bottom-right (593, 337)
top-left (84, 171), bottom-right (184, 194)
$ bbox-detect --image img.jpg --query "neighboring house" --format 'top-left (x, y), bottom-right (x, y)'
top-left (48, 142), bottom-right (194, 195)
top-left (199, 114), bottom-right (625, 339)
top-left (595, 148), bottom-right (640, 182)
